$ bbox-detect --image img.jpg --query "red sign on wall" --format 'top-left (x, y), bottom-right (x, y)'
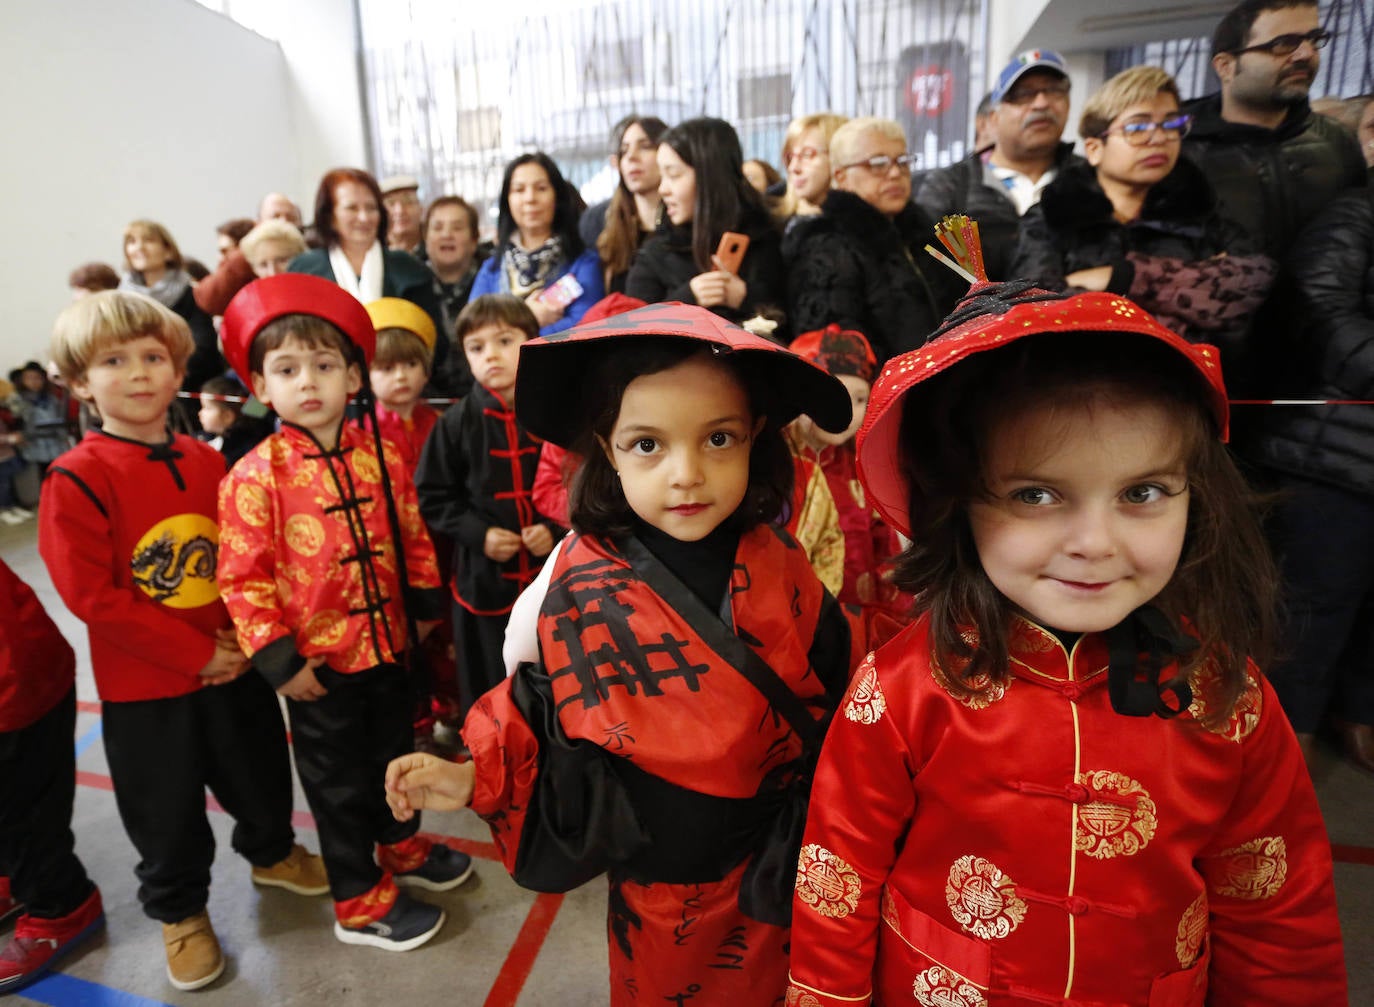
top-left (905, 64), bottom-right (954, 118)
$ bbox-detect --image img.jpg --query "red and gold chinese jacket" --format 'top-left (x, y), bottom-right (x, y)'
top-left (218, 423), bottom-right (443, 687)
top-left (787, 614), bottom-right (1345, 1007)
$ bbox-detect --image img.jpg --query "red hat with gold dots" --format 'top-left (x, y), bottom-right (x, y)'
top-left (221, 274), bottom-right (376, 386)
top-left (855, 280), bottom-right (1229, 537)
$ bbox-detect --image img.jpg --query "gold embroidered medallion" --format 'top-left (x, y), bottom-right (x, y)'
top-left (1073, 770), bottom-right (1157, 859)
top-left (844, 656), bottom-right (887, 724)
top-left (1188, 663), bottom-right (1262, 742)
top-left (945, 855), bottom-right (1027, 939)
top-left (1210, 836), bottom-right (1287, 900)
top-left (784, 987), bottom-right (823, 1007)
top-left (1175, 892), bottom-right (1208, 967)
top-left (796, 845), bottom-right (862, 919)
top-left (880, 889), bottom-right (901, 933)
top-left (913, 965), bottom-right (988, 1007)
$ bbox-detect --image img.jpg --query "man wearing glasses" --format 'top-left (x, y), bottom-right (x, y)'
top-left (785, 117), bottom-right (965, 361)
top-left (917, 50), bottom-right (1084, 281)
top-left (1183, 0), bottom-right (1365, 259)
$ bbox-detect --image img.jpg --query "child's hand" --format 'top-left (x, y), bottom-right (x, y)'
top-left (277, 656), bottom-right (329, 702)
top-left (385, 753), bottom-right (476, 820)
top-left (1065, 265), bottom-right (1112, 291)
top-left (524, 290), bottom-right (564, 329)
top-left (520, 523), bottom-right (554, 557)
top-left (199, 643), bottom-right (249, 686)
top-left (484, 526), bottom-right (523, 562)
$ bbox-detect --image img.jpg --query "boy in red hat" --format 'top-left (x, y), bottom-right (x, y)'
top-left (0, 557), bottom-right (102, 994)
top-left (40, 291), bottom-right (324, 993)
top-left (217, 274), bottom-right (472, 953)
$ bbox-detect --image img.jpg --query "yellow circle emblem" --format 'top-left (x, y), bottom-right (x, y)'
top-left (284, 514), bottom-right (327, 557)
top-left (130, 514), bottom-right (221, 610)
top-left (234, 483), bottom-right (271, 528)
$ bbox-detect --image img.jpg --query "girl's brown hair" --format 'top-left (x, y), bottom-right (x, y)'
top-left (891, 332), bottom-right (1276, 725)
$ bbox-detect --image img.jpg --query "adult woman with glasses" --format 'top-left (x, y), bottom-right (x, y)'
top-left (778, 113), bottom-right (849, 227)
top-left (784, 117), bottom-right (964, 361)
top-left (1011, 67), bottom-right (1276, 373)
top-left (625, 117), bottom-right (786, 324)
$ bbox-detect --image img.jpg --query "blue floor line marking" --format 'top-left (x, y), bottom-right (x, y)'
top-left (73, 722), bottom-right (103, 759)
top-left (18, 972), bottom-right (176, 1007)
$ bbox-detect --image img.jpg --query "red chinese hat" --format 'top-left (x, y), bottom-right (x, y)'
top-left (516, 301), bottom-right (853, 449)
top-left (221, 274), bottom-right (376, 386)
top-left (789, 324), bottom-right (878, 382)
top-left (855, 281), bottom-right (1230, 538)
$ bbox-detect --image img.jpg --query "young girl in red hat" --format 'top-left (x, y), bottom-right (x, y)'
top-left (785, 281), bottom-right (1346, 1005)
top-left (386, 302), bottom-right (864, 1005)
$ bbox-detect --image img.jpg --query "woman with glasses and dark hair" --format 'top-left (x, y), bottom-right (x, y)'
top-left (470, 152), bottom-right (603, 335)
top-left (625, 117), bottom-right (787, 324)
top-left (1011, 67), bottom-right (1276, 377)
top-left (783, 117), bottom-right (964, 361)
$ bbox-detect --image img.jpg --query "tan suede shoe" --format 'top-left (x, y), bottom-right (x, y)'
top-left (162, 911), bottom-right (224, 991)
top-left (252, 843), bottom-right (330, 896)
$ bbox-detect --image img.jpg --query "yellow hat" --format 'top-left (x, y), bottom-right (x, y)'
top-left (364, 297), bottom-right (436, 352)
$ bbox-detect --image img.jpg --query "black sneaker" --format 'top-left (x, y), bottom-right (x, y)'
top-left (333, 892), bottom-right (444, 952)
top-left (393, 844), bottom-right (474, 892)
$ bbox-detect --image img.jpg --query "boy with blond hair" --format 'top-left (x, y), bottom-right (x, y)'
top-left (40, 290), bottom-right (325, 993)
top-left (217, 275), bottom-right (471, 953)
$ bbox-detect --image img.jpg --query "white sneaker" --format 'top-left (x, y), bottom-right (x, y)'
top-left (9, 506), bottom-right (33, 519)
top-left (0, 509), bottom-right (27, 526)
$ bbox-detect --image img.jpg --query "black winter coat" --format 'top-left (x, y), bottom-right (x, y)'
top-left (1181, 94), bottom-right (1367, 258)
top-left (915, 142), bottom-right (1083, 282)
top-left (624, 207), bottom-right (787, 324)
top-left (1011, 158), bottom-right (1276, 388)
top-left (783, 190), bottom-right (965, 361)
top-left (1254, 189), bottom-right (1374, 496)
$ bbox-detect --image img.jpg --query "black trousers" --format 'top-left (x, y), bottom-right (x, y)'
top-left (0, 687), bottom-right (94, 919)
top-left (102, 673), bottom-right (295, 923)
top-left (286, 663), bottom-right (418, 902)
top-left (1269, 476), bottom-right (1374, 733)
top-left (452, 599), bottom-right (511, 720)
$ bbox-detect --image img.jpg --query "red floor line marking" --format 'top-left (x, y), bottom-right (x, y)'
top-left (483, 892), bottom-right (565, 1007)
top-left (1332, 843), bottom-right (1374, 867)
top-left (76, 771), bottom-right (503, 862)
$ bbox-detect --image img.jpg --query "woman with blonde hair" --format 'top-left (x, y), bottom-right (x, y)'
top-left (117, 220), bottom-right (223, 400)
top-left (1010, 65), bottom-right (1276, 386)
top-left (778, 113), bottom-right (848, 223)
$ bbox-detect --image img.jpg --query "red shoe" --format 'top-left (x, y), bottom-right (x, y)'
top-left (0, 888), bottom-right (105, 994)
top-left (0, 878), bottom-right (21, 930)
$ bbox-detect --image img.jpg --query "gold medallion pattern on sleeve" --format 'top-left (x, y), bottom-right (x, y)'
top-left (844, 656), bottom-right (888, 725)
top-left (1175, 892), bottom-right (1208, 967)
top-left (913, 965), bottom-right (988, 1007)
top-left (795, 845), bottom-right (863, 919)
top-left (1210, 836), bottom-right (1287, 900)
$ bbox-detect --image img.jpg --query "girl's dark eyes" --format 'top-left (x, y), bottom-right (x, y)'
top-left (1123, 483), bottom-right (1168, 504)
top-left (707, 431), bottom-right (735, 448)
top-left (1011, 487), bottom-right (1052, 506)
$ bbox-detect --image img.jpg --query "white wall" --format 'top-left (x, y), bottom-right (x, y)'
top-left (0, 0), bottom-right (367, 366)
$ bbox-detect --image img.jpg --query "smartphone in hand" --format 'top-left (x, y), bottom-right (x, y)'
top-left (714, 231), bottom-right (750, 275)
top-left (538, 273), bottom-right (585, 309)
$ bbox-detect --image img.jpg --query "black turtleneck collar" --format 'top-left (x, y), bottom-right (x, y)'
top-left (631, 517), bottom-right (740, 613)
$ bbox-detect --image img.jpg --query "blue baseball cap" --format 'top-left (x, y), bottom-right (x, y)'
top-left (992, 49), bottom-right (1068, 104)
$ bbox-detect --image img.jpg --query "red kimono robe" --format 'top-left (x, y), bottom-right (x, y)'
top-left (371, 401), bottom-right (438, 476)
top-left (788, 614), bottom-right (1345, 1007)
top-left (465, 525), bottom-right (859, 1006)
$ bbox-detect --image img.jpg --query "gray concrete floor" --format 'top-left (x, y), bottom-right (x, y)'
top-left (2, 517), bottom-right (1370, 1005)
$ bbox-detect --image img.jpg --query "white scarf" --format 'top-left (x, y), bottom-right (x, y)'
top-left (328, 241), bottom-right (385, 302)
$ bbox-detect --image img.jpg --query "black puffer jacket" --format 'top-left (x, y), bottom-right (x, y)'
top-left (624, 206), bottom-right (787, 324)
top-left (1011, 158), bottom-right (1276, 388)
top-left (915, 142), bottom-right (1083, 282)
top-left (1254, 189), bottom-right (1374, 496)
top-left (783, 190), bottom-right (965, 361)
top-left (1181, 94), bottom-right (1367, 258)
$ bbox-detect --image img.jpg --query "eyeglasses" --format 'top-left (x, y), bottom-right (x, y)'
top-left (1001, 81), bottom-right (1071, 105)
top-left (786, 146), bottom-right (827, 164)
top-left (838, 153), bottom-right (917, 175)
top-left (1231, 29), bottom-right (1332, 57)
top-left (1099, 114), bottom-right (1193, 145)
